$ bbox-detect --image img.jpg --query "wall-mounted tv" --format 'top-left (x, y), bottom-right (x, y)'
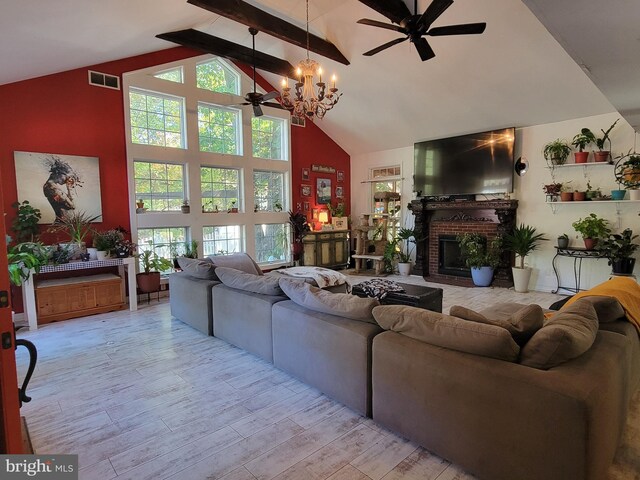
top-left (413, 127), bottom-right (515, 197)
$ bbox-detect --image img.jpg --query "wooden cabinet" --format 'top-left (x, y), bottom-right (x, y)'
top-left (302, 231), bottom-right (349, 269)
top-left (35, 274), bottom-right (125, 324)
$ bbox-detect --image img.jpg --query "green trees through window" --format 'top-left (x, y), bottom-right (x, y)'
top-left (198, 104), bottom-right (241, 154)
top-left (196, 59), bottom-right (240, 95)
top-left (129, 89), bottom-right (183, 148)
top-left (201, 166), bottom-right (241, 212)
top-left (252, 117), bottom-right (286, 160)
top-left (134, 161), bottom-right (184, 211)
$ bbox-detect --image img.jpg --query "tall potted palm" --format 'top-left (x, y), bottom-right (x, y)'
top-left (503, 224), bottom-right (548, 293)
top-left (394, 227), bottom-right (418, 276)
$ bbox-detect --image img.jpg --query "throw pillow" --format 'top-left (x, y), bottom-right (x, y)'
top-left (278, 278), bottom-right (379, 323)
top-left (207, 253), bottom-right (263, 276)
top-left (373, 305), bottom-right (520, 362)
top-left (566, 295), bottom-right (625, 323)
top-left (177, 257), bottom-right (217, 280)
top-left (215, 267), bottom-right (283, 296)
top-left (519, 299), bottom-right (598, 369)
top-left (450, 304), bottom-right (544, 346)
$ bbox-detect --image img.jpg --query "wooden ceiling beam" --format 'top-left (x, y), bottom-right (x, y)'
top-left (187, 0), bottom-right (349, 65)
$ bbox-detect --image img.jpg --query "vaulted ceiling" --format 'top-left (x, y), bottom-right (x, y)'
top-left (0, 0), bottom-right (634, 155)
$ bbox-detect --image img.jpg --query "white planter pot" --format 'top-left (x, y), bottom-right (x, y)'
top-left (397, 262), bottom-right (412, 276)
top-left (96, 250), bottom-right (109, 260)
top-left (87, 247), bottom-right (98, 260)
top-left (512, 267), bottom-right (532, 293)
top-left (629, 189), bottom-right (640, 201)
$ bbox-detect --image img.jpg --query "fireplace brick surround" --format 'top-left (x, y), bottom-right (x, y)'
top-left (409, 199), bottom-right (518, 287)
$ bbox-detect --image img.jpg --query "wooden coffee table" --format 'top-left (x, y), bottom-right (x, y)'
top-left (351, 282), bottom-right (443, 313)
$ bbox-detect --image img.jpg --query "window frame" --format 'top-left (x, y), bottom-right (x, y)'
top-left (251, 115), bottom-right (288, 161)
top-left (196, 58), bottom-right (241, 96)
top-left (128, 88), bottom-right (186, 149)
top-left (197, 102), bottom-right (243, 156)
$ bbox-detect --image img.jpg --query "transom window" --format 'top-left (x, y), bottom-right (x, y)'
top-left (254, 170), bottom-right (285, 212)
top-left (134, 161), bottom-right (185, 212)
top-left (252, 116), bottom-right (287, 160)
top-left (201, 166), bottom-right (241, 212)
top-left (154, 67), bottom-right (183, 83)
top-left (254, 224), bottom-right (290, 265)
top-left (202, 225), bottom-right (244, 256)
top-left (196, 59), bottom-right (240, 95)
top-left (137, 227), bottom-right (187, 271)
top-left (198, 103), bottom-right (241, 155)
top-left (129, 89), bottom-right (184, 148)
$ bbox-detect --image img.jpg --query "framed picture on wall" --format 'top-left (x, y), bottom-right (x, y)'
top-left (312, 208), bottom-right (319, 220)
top-left (335, 186), bottom-right (344, 198)
top-left (300, 184), bottom-right (312, 197)
top-left (303, 201), bottom-right (310, 212)
top-left (337, 170), bottom-right (344, 183)
top-left (302, 167), bottom-right (310, 181)
top-left (332, 217), bottom-right (348, 231)
top-left (316, 178), bottom-right (331, 204)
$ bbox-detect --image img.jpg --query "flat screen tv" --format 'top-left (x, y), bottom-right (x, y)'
top-left (413, 127), bottom-right (515, 197)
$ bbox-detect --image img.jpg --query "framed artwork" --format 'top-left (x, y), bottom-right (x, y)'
top-left (302, 167), bottom-right (310, 181)
top-left (14, 151), bottom-right (103, 224)
top-left (337, 170), bottom-right (344, 183)
top-left (335, 186), bottom-right (344, 198)
top-left (316, 178), bottom-right (332, 204)
top-left (312, 208), bottom-right (319, 220)
top-left (303, 201), bottom-right (310, 212)
top-left (300, 184), bottom-right (312, 197)
top-left (332, 217), bottom-right (348, 230)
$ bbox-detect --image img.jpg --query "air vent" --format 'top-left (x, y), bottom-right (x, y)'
top-left (88, 70), bottom-right (120, 90)
top-left (291, 115), bottom-right (305, 127)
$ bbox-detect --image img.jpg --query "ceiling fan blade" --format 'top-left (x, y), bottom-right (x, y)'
top-left (262, 102), bottom-right (285, 110)
top-left (187, 0), bottom-right (349, 65)
top-left (358, 0), bottom-right (411, 24)
top-left (363, 37), bottom-right (409, 56)
top-left (418, 0), bottom-right (454, 29)
top-left (261, 91), bottom-right (279, 101)
top-left (253, 104), bottom-right (264, 117)
top-left (157, 29), bottom-right (295, 79)
top-left (357, 18), bottom-right (405, 33)
top-left (414, 37), bottom-right (436, 61)
top-left (427, 23), bottom-right (487, 36)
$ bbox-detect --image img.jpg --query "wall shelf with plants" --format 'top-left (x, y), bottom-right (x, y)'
top-left (545, 199), bottom-right (640, 218)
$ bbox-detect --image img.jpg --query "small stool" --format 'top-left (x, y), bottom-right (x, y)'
top-left (352, 254), bottom-right (385, 275)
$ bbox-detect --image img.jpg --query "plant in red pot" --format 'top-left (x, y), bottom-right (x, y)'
top-left (571, 129), bottom-right (596, 164)
top-left (572, 213), bottom-right (610, 250)
top-left (594, 119), bottom-right (619, 163)
top-left (136, 249), bottom-right (172, 293)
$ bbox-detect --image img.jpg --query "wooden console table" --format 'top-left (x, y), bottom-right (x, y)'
top-left (21, 257), bottom-right (137, 331)
top-left (552, 247), bottom-right (606, 294)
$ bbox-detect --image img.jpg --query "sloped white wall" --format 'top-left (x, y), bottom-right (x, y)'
top-left (351, 112), bottom-right (640, 293)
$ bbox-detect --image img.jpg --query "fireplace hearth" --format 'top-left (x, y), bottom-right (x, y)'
top-left (438, 235), bottom-right (470, 277)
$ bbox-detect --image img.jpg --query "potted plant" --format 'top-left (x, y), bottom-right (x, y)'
top-left (573, 188), bottom-right (586, 202)
top-left (92, 229), bottom-right (124, 259)
top-left (585, 181), bottom-right (602, 201)
top-left (183, 240), bottom-right (198, 259)
top-left (596, 228), bottom-right (639, 275)
top-left (543, 139), bottom-right (572, 166)
top-left (11, 201), bottom-right (41, 243)
top-left (181, 199), bottom-right (190, 213)
top-left (503, 224), bottom-right (548, 293)
top-left (48, 210), bottom-right (100, 259)
top-left (457, 233), bottom-right (502, 287)
top-left (614, 151), bottom-right (640, 200)
top-left (289, 210), bottom-right (310, 264)
top-left (542, 182), bottom-right (563, 198)
top-left (571, 129), bottom-right (596, 163)
top-left (594, 118), bottom-right (619, 162)
top-left (136, 199), bottom-right (145, 213)
top-left (394, 226), bottom-right (418, 276)
top-left (557, 233), bottom-right (569, 249)
top-left (571, 213), bottom-right (610, 250)
top-left (228, 201), bottom-right (238, 213)
top-left (114, 239), bottom-right (136, 258)
top-left (136, 249), bottom-right (172, 293)
top-left (7, 241), bottom-right (48, 286)
top-left (560, 184), bottom-right (574, 202)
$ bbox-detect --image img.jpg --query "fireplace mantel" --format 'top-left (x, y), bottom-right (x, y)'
top-left (408, 198), bottom-right (518, 286)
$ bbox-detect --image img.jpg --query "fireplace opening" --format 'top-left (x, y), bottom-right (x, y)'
top-left (438, 235), bottom-right (471, 277)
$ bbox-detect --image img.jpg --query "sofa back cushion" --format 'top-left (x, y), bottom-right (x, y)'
top-left (450, 303), bottom-right (544, 346)
top-left (372, 305), bottom-right (520, 362)
top-left (177, 257), bottom-right (217, 280)
top-left (208, 253), bottom-right (263, 276)
top-left (572, 295), bottom-right (625, 323)
top-left (519, 299), bottom-right (598, 369)
top-left (215, 267), bottom-right (283, 296)
top-left (278, 278), bottom-right (379, 323)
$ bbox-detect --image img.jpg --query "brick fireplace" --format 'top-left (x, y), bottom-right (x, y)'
top-left (409, 199), bottom-right (518, 287)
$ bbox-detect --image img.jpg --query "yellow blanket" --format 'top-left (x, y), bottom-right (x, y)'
top-left (563, 276), bottom-right (640, 332)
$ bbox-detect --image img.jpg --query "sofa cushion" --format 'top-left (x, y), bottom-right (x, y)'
top-left (372, 305), bottom-right (520, 361)
top-left (215, 267), bottom-right (283, 296)
top-left (208, 253), bottom-right (263, 276)
top-left (519, 299), bottom-right (599, 369)
top-left (278, 278), bottom-right (379, 322)
top-left (450, 303), bottom-right (544, 346)
top-left (177, 257), bottom-right (217, 280)
top-left (576, 296), bottom-right (626, 323)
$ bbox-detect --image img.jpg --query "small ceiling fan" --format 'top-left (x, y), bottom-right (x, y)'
top-left (357, 0), bottom-right (486, 61)
top-left (231, 28), bottom-right (284, 117)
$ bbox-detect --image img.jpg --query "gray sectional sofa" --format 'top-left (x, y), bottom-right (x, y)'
top-left (169, 260), bottom-right (640, 480)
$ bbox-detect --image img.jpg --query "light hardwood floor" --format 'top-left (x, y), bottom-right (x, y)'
top-left (15, 275), bottom-right (640, 480)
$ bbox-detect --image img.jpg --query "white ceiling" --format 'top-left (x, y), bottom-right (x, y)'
top-left (0, 0), bottom-right (627, 155)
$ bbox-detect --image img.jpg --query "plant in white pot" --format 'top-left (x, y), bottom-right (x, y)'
top-left (48, 210), bottom-right (100, 259)
top-left (503, 224), bottom-right (548, 293)
top-left (394, 226), bottom-right (418, 276)
top-left (457, 233), bottom-right (502, 287)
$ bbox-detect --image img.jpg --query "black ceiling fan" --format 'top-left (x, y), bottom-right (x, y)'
top-left (357, 0), bottom-right (486, 61)
top-left (231, 28), bottom-right (284, 117)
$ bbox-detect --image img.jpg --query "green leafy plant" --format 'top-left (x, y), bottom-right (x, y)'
top-left (614, 151), bottom-right (640, 189)
top-left (503, 224), bottom-right (548, 269)
top-left (543, 139), bottom-right (571, 165)
top-left (542, 182), bottom-right (563, 195)
top-left (571, 129), bottom-right (596, 152)
top-left (50, 245), bottom-right (71, 265)
top-left (595, 118), bottom-right (619, 151)
top-left (137, 249), bottom-right (172, 273)
top-left (49, 210), bottom-right (100, 244)
top-left (288, 210), bottom-right (310, 243)
top-left (571, 213), bottom-right (610, 239)
top-left (11, 201), bottom-right (41, 244)
top-left (92, 229), bottom-right (124, 253)
top-left (394, 227), bottom-right (418, 263)
top-left (183, 240), bottom-right (199, 259)
top-left (7, 241), bottom-right (48, 286)
top-left (457, 233), bottom-right (503, 269)
top-left (596, 229), bottom-right (639, 264)
top-left (327, 202), bottom-right (346, 217)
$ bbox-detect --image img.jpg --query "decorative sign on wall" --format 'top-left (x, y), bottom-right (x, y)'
top-left (317, 178), bottom-right (332, 204)
top-left (302, 167), bottom-right (310, 181)
top-left (300, 184), bottom-right (312, 197)
top-left (311, 164), bottom-right (336, 174)
top-left (337, 170), bottom-right (344, 182)
top-left (336, 186), bottom-right (344, 198)
top-left (14, 151), bottom-right (103, 224)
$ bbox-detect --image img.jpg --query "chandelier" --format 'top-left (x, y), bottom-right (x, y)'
top-left (280, 0), bottom-right (342, 120)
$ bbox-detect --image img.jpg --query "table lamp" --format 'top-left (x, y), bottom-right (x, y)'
top-left (318, 210), bottom-right (329, 230)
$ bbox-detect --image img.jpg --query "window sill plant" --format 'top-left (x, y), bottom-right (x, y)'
top-left (503, 224), bottom-right (548, 293)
